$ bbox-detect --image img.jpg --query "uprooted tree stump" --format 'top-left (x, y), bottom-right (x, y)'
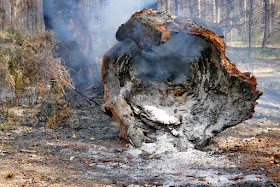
top-left (101, 9), bottom-right (263, 150)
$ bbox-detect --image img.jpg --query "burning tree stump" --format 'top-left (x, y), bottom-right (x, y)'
top-left (102, 9), bottom-right (263, 150)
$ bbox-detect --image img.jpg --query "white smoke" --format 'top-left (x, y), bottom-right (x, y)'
top-left (91, 0), bottom-right (157, 58)
top-left (43, 0), bottom-right (157, 85)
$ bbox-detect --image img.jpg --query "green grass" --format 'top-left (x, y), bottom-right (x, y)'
top-left (0, 123), bottom-right (16, 131)
top-left (270, 30), bottom-right (280, 46)
top-left (274, 49), bottom-right (280, 59)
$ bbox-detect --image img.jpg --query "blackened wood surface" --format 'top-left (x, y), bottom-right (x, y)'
top-left (102, 9), bottom-right (262, 149)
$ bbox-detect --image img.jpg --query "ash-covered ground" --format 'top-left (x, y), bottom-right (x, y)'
top-left (0, 58), bottom-right (279, 186)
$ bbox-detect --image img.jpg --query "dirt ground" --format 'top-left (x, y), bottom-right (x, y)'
top-left (0, 58), bottom-right (279, 186)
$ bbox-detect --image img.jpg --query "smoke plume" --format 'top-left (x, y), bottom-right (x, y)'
top-left (92, 0), bottom-right (157, 58)
top-left (43, 0), bottom-right (157, 87)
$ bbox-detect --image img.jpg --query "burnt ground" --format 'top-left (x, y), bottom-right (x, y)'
top-left (0, 58), bottom-right (280, 186)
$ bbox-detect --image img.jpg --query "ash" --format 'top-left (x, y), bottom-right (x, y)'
top-left (0, 60), bottom-right (278, 186)
top-left (0, 93), bottom-right (276, 186)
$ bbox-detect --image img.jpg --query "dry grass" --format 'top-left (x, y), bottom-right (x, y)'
top-left (0, 29), bottom-right (73, 100)
top-left (0, 29), bottom-right (73, 128)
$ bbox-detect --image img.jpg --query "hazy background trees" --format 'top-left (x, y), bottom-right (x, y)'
top-left (157, 0), bottom-right (280, 49)
top-left (0, 0), bottom-right (45, 33)
top-left (1, 0), bottom-right (280, 61)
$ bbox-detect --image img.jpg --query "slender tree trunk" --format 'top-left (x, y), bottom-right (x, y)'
top-left (157, 0), bottom-right (162, 11)
top-left (189, 0), bottom-right (194, 18)
top-left (175, 0), bottom-right (178, 16)
top-left (230, 20), bottom-right (233, 44)
top-left (165, 0), bottom-right (168, 12)
top-left (198, 0), bottom-right (201, 18)
top-left (239, 0), bottom-right (246, 44)
top-left (0, 0), bottom-right (44, 33)
top-left (11, 0), bottom-right (15, 30)
top-left (244, 0), bottom-right (247, 21)
top-left (212, 0), bottom-right (216, 23)
top-left (248, 0), bottom-right (253, 58)
top-left (177, 0), bottom-right (182, 16)
top-left (262, 0), bottom-right (269, 48)
top-left (215, 0), bottom-right (220, 23)
top-left (0, 0), bottom-right (3, 30)
top-left (269, 0), bottom-right (274, 34)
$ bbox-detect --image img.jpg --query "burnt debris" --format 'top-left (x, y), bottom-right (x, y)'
top-left (102, 9), bottom-right (263, 150)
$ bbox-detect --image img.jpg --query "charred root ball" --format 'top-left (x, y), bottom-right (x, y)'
top-left (101, 9), bottom-right (262, 150)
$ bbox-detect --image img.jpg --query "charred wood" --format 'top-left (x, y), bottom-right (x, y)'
top-left (102, 9), bottom-right (262, 150)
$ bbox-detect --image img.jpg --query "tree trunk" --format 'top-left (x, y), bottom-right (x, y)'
top-left (0, 0), bottom-right (3, 30)
top-left (198, 0), bottom-right (201, 18)
top-left (215, 0), bottom-right (220, 23)
top-left (0, 0), bottom-right (44, 33)
top-left (269, 0), bottom-right (275, 34)
top-left (175, 0), bottom-right (179, 16)
top-left (102, 9), bottom-right (262, 150)
top-left (248, 0), bottom-right (253, 58)
top-left (262, 0), bottom-right (270, 48)
top-left (212, 0), bottom-right (216, 23)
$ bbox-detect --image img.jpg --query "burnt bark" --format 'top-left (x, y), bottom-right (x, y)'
top-left (102, 9), bottom-right (262, 150)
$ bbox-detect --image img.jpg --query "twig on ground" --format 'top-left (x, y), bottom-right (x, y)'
top-left (74, 88), bottom-right (100, 106)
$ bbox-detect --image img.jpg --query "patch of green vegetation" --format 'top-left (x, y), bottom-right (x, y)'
top-left (270, 30), bottom-right (280, 46)
top-left (0, 123), bottom-right (15, 131)
top-left (274, 49), bottom-right (280, 59)
top-left (259, 47), bottom-right (273, 58)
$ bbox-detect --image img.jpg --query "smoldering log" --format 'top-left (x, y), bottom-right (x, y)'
top-left (101, 9), bottom-right (263, 150)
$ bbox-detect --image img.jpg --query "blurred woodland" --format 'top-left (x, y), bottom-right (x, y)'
top-left (1, 0), bottom-right (280, 56)
top-left (157, 0), bottom-right (280, 59)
